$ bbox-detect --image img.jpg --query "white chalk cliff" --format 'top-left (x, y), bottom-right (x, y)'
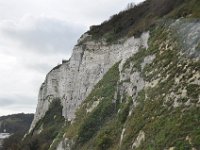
top-left (30, 32), bottom-right (149, 132)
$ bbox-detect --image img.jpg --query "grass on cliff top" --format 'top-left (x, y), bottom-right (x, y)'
top-left (87, 0), bottom-right (200, 43)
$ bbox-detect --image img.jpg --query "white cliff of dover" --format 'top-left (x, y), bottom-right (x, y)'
top-left (29, 32), bottom-right (149, 132)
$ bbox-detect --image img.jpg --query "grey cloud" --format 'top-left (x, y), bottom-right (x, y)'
top-left (25, 62), bottom-right (52, 74)
top-left (0, 98), bottom-right (15, 107)
top-left (0, 95), bottom-right (35, 108)
top-left (1, 17), bottom-right (86, 55)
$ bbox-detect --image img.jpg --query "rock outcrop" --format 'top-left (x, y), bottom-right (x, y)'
top-left (30, 32), bottom-right (149, 132)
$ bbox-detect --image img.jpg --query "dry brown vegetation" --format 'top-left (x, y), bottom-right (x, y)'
top-left (88, 0), bottom-right (199, 43)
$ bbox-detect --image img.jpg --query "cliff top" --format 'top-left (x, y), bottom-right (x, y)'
top-left (88, 0), bottom-right (200, 43)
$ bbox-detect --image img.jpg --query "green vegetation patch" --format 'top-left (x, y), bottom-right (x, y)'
top-left (87, 0), bottom-right (200, 43)
top-left (186, 84), bottom-right (200, 99)
top-left (20, 98), bottom-right (65, 150)
top-left (123, 48), bottom-right (148, 72)
top-left (120, 21), bottom-right (200, 150)
top-left (121, 93), bottom-right (200, 150)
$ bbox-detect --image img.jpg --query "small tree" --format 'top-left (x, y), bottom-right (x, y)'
top-left (126, 2), bottom-right (135, 10)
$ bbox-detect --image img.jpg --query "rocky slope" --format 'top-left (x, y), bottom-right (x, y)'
top-left (21, 0), bottom-right (200, 150)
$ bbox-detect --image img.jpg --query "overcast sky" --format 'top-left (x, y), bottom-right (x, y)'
top-left (0, 0), bottom-right (144, 116)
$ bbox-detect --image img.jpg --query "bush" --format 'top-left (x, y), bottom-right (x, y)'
top-left (87, 0), bottom-right (188, 43)
top-left (20, 98), bottom-right (65, 150)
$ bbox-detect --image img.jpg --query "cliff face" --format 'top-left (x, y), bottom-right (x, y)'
top-left (30, 32), bottom-right (149, 132)
top-left (55, 19), bottom-right (200, 150)
top-left (21, 0), bottom-right (200, 150)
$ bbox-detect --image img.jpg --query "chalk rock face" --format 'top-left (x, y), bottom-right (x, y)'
top-left (29, 62), bottom-right (69, 132)
top-left (30, 32), bottom-right (149, 132)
